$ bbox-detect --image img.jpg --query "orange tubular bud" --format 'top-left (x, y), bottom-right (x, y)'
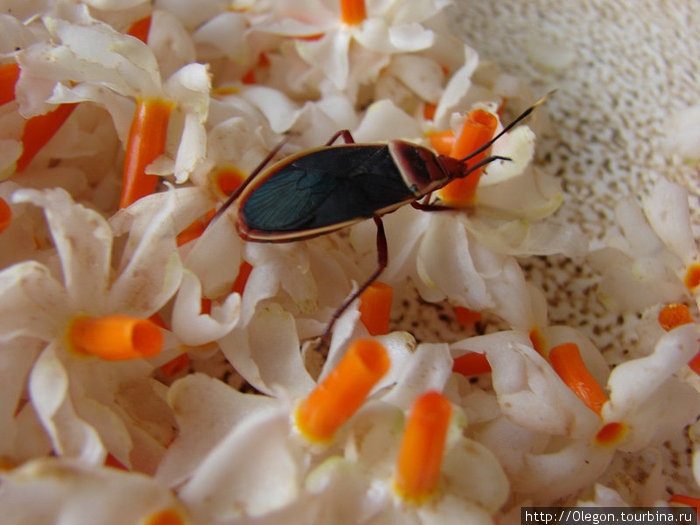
top-left (68, 315), bottom-right (163, 361)
top-left (437, 108), bottom-right (498, 206)
top-left (548, 342), bottom-right (607, 416)
top-left (126, 15), bottom-right (152, 43)
top-left (16, 104), bottom-right (78, 172)
top-left (340, 0), bottom-right (366, 25)
top-left (394, 391), bottom-right (451, 503)
top-left (452, 352), bottom-right (491, 376)
top-left (358, 281), bottom-right (393, 336)
top-left (119, 98), bottom-right (173, 208)
top-left (0, 197), bottom-right (11, 234)
top-left (296, 339), bottom-right (390, 443)
top-left (0, 62), bottom-right (20, 106)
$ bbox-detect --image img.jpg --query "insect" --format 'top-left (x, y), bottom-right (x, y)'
top-left (214, 94), bottom-right (550, 345)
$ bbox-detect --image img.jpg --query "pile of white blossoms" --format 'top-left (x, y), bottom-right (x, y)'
top-left (0, 1), bottom-right (698, 524)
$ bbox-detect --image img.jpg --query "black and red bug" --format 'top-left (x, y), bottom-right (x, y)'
top-left (212, 95), bottom-right (549, 344)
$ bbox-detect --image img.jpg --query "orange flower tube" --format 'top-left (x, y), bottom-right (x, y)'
top-left (340, 0), bottom-right (366, 25)
top-left (358, 281), bottom-right (393, 336)
top-left (68, 315), bottom-right (163, 361)
top-left (296, 339), bottom-right (390, 443)
top-left (0, 62), bottom-right (20, 106)
top-left (548, 342), bottom-right (607, 416)
top-left (394, 391), bottom-right (452, 503)
top-left (436, 108), bottom-right (498, 206)
top-left (16, 104), bottom-right (78, 172)
top-left (119, 97), bottom-right (173, 208)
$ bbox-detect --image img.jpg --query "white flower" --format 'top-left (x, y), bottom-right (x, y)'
top-left (257, 0), bottom-right (447, 100)
top-left (589, 176), bottom-right (699, 312)
top-left (0, 187), bottom-right (184, 470)
top-left (0, 457), bottom-right (192, 525)
top-left (16, 5), bottom-right (210, 184)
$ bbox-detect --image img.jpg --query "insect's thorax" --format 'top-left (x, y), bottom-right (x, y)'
top-left (388, 140), bottom-right (459, 196)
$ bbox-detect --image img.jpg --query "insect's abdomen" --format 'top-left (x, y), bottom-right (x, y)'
top-left (240, 145), bottom-right (415, 235)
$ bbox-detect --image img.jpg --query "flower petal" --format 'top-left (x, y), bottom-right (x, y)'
top-left (12, 187), bottom-right (111, 312)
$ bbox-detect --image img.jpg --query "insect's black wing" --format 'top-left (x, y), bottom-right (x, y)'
top-left (241, 145), bottom-right (416, 234)
top-left (241, 166), bottom-right (336, 231)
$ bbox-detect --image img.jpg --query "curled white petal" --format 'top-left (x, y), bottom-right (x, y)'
top-left (172, 271), bottom-right (240, 346)
top-left (12, 187), bottom-right (111, 312)
top-left (603, 323), bottom-right (700, 421)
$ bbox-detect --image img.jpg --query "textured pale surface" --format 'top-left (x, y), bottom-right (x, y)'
top-left (446, 0), bottom-right (700, 502)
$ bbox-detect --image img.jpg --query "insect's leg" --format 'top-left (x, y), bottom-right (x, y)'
top-left (210, 138), bottom-right (288, 223)
top-left (325, 130), bottom-right (356, 146)
top-left (318, 216), bottom-right (388, 345)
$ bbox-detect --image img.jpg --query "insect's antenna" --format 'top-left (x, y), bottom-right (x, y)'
top-left (464, 154), bottom-right (511, 176)
top-left (210, 138), bottom-right (288, 224)
top-left (459, 90), bottom-right (555, 163)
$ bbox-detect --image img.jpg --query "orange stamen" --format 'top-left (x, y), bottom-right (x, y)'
top-left (452, 352), bottom-right (491, 376)
top-left (16, 103), bottom-right (78, 172)
top-left (658, 303), bottom-right (694, 331)
top-left (126, 15), bottom-right (152, 43)
top-left (394, 391), bottom-right (451, 503)
top-left (454, 306), bottom-right (482, 326)
top-left (295, 339), bottom-right (390, 443)
top-left (119, 97), bottom-right (173, 208)
top-left (340, 0), bottom-right (366, 25)
top-left (436, 108), bottom-right (498, 207)
top-left (0, 62), bottom-right (20, 106)
top-left (213, 166), bottom-right (247, 197)
top-left (143, 509), bottom-right (187, 525)
top-left (358, 281), bottom-right (393, 336)
top-left (594, 421), bottom-right (627, 446)
top-left (232, 260), bottom-right (254, 295)
top-left (684, 263), bottom-right (700, 291)
top-left (67, 315), bottom-right (163, 361)
top-left (427, 130), bottom-right (455, 156)
top-left (0, 197), bottom-right (11, 234)
top-left (548, 342), bottom-right (607, 416)
top-left (160, 353), bottom-right (190, 377)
